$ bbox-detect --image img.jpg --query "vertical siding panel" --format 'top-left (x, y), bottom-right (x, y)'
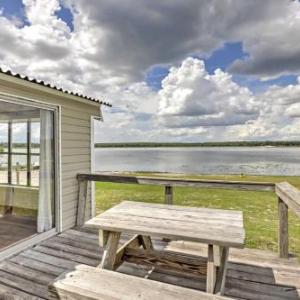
top-left (60, 107), bottom-right (93, 231)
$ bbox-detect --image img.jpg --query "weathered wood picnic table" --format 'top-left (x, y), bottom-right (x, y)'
top-left (86, 201), bottom-right (245, 295)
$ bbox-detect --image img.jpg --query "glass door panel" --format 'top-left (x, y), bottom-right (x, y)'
top-left (0, 100), bottom-right (56, 250)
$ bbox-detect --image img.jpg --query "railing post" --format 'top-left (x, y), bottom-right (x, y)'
top-left (77, 179), bottom-right (88, 226)
top-left (16, 162), bottom-right (20, 185)
top-left (278, 196), bottom-right (289, 258)
top-left (165, 185), bottom-right (173, 205)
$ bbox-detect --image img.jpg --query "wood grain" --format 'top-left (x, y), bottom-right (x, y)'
top-left (0, 227), bottom-right (297, 299)
top-left (77, 179), bottom-right (89, 226)
top-left (278, 197), bottom-right (289, 258)
top-left (87, 201), bottom-right (245, 248)
top-left (99, 231), bottom-right (121, 270)
top-left (276, 182), bottom-right (300, 217)
top-left (77, 173), bottom-right (275, 191)
top-left (49, 264), bottom-right (230, 300)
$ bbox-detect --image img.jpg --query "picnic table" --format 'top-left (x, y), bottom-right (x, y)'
top-left (86, 201), bottom-right (245, 295)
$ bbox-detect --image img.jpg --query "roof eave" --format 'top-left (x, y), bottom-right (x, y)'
top-left (0, 70), bottom-right (112, 107)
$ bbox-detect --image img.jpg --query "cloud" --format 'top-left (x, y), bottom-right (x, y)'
top-left (1, 1), bottom-right (300, 143)
top-left (64, 0), bottom-right (300, 79)
top-left (157, 58), bottom-right (259, 128)
top-left (97, 57), bottom-right (300, 143)
top-left (228, 1), bottom-right (300, 77)
top-left (2, 0), bottom-right (300, 87)
top-left (228, 82), bottom-right (300, 141)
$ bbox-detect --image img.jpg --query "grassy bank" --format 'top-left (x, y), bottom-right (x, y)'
top-left (95, 173), bottom-right (300, 259)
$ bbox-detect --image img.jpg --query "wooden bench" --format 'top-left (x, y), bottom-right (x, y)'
top-left (49, 264), bottom-right (231, 300)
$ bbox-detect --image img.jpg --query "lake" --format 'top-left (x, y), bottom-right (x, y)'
top-left (94, 147), bottom-right (300, 176)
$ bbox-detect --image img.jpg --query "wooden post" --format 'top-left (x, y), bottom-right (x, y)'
top-left (163, 185), bottom-right (173, 242)
top-left (214, 247), bottom-right (229, 295)
top-left (165, 185), bottom-right (173, 205)
top-left (77, 179), bottom-right (88, 226)
top-left (278, 197), bottom-right (289, 258)
top-left (207, 244), bottom-right (216, 293)
top-left (16, 162), bottom-right (20, 185)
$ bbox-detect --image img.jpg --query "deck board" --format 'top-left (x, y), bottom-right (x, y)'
top-left (0, 227), bottom-right (298, 299)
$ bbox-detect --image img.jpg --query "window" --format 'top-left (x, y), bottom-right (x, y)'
top-left (0, 119), bottom-right (40, 187)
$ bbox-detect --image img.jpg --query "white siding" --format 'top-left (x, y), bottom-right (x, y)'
top-left (0, 77), bottom-right (101, 231)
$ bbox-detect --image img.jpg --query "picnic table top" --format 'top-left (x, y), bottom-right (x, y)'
top-left (86, 201), bottom-right (245, 248)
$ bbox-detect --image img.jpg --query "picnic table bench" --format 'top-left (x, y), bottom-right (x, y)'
top-left (49, 264), bottom-right (232, 300)
top-left (86, 201), bottom-right (245, 295)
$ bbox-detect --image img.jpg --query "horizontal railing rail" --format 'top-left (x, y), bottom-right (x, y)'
top-left (77, 173), bottom-right (275, 191)
top-left (77, 173), bottom-right (299, 259)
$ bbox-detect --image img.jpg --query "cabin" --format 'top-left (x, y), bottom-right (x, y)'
top-left (0, 68), bottom-right (111, 258)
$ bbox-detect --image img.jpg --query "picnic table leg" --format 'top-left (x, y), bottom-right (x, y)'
top-left (206, 244), bottom-right (216, 293)
top-left (99, 230), bottom-right (109, 248)
top-left (214, 247), bottom-right (229, 295)
top-left (99, 231), bottom-right (121, 270)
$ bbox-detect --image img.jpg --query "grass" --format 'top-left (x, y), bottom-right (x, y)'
top-left (95, 173), bottom-right (300, 259)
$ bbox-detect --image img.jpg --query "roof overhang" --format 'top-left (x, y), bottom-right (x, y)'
top-left (0, 69), bottom-right (112, 108)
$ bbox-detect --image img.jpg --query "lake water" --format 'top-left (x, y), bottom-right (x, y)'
top-left (94, 147), bottom-right (300, 176)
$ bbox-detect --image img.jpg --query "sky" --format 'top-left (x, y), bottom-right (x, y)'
top-left (0, 1), bottom-right (300, 143)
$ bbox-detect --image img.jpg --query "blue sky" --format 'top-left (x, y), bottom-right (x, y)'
top-left (145, 41), bottom-right (298, 93)
top-left (0, 0), bottom-right (73, 30)
top-left (0, 0), bottom-right (297, 94)
top-left (1, 1), bottom-right (300, 142)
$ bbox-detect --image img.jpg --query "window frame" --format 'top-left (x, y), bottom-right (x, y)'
top-left (1, 119), bottom-right (40, 187)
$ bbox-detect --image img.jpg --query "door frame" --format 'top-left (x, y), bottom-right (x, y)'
top-left (0, 92), bottom-right (62, 260)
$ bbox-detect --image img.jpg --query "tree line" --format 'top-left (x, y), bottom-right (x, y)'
top-left (95, 141), bottom-right (300, 148)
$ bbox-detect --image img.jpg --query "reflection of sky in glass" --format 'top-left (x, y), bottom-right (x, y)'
top-left (12, 122), bottom-right (27, 152)
top-left (31, 122), bottom-right (40, 144)
top-left (0, 121), bottom-right (41, 143)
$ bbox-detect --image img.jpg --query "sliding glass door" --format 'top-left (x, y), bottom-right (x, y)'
top-left (0, 100), bottom-right (56, 250)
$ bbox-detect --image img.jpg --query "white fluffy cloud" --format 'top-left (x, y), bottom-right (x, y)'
top-left (156, 58), bottom-right (300, 141)
top-left (158, 58), bottom-right (258, 128)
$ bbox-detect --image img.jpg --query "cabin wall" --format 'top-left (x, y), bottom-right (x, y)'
top-left (0, 79), bottom-right (100, 231)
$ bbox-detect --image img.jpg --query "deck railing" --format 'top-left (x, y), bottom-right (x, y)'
top-left (77, 173), bottom-right (300, 259)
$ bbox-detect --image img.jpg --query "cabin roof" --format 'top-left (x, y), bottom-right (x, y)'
top-left (0, 68), bottom-right (112, 107)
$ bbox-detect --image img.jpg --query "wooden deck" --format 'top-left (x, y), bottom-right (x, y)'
top-left (0, 227), bottom-right (298, 299)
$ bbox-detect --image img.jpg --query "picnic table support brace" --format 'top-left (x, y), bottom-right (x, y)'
top-left (139, 235), bottom-right (154, 250)
top-left (99, 231), bottom-right (121, 270)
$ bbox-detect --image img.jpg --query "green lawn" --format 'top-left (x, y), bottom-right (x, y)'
top-left (95, 173), bottom-right (300, 259)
